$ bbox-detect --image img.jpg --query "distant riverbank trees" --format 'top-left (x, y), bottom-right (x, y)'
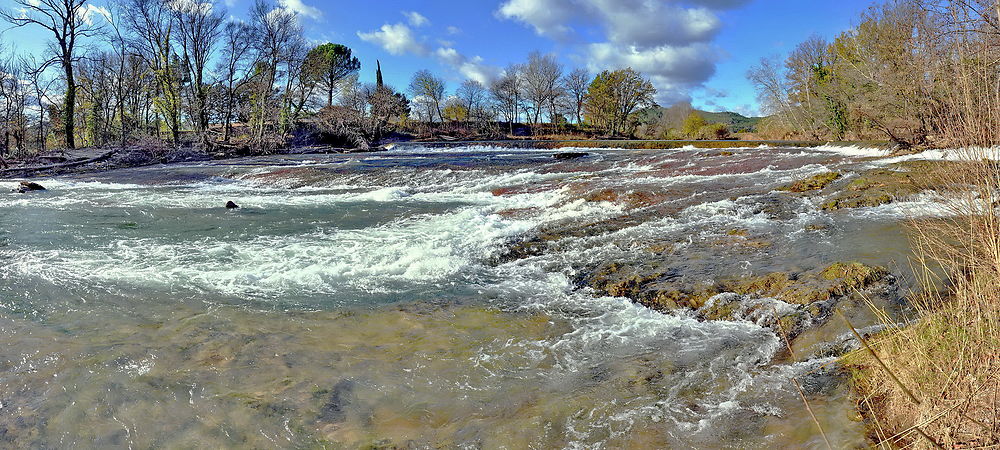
top-left (0, 0), bottom-right (660, 158)
top-left (748, 0), bottom-right (1000, 148)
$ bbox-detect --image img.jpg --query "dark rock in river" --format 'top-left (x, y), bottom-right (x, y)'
top-left (553, 151), bottom-right (590, 160)
top-left (225, 201), bottom-right (240, 209)
top-left (14, 181), bottom-right (46, 193)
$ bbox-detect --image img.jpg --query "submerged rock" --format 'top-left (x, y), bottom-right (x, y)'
top-left (14, 181), bottom-right (46, 193)
top-left (225, 201), bottom-right (240, 209)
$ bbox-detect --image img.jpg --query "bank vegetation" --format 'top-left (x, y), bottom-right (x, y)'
top-left (761, 0), bottom-right (1000, 447)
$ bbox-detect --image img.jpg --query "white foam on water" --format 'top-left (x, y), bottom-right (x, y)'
top-left (880, 146), bottom-right (1000, 163)
top-left (627, 163), bottom-right (832, 187)
top-left (808, 144), bottom-right (891, 158)
top-left (1, 171), bottom-right (623, 299)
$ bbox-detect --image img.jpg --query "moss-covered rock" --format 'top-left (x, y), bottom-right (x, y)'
top-left (779, 172), bottom-right (841, 193)
top-left (820, 262), bottom-right (890, 294)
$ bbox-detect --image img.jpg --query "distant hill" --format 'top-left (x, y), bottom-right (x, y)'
top-left (637, 105), bottom-right (764, 133)
top-left (696, 111), bottom-right (763, 133)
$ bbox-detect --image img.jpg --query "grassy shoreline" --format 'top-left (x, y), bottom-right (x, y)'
top-left (836, 157), bottom-right (1000, 448)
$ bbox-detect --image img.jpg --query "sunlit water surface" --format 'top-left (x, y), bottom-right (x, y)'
top-left (0, 145), bottom-right (933, 448)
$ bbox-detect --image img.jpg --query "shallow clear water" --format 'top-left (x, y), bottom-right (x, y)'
top-left (0, 145), bottom-right (929, 448)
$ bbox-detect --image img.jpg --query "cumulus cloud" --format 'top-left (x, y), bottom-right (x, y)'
top-left (586, 42), bottom-right (718, 103)
top-left (403, 11), bottom-right (429, 27)
top-left (496, 0), bottom-right (576, 38)
top-left (498, 0), bottom-right (749, 104)
top-left (277, 0), bottom-right (321, 20)
top-left (358, 23), bottom-right (429, 56)
top-left (434, 47), bottom-right (501, 85)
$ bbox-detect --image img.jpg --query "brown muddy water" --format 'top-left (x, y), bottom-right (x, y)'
top-left (0, 145), bottom-right (949, 448)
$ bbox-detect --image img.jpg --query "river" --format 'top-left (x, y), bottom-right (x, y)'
top-left (0, 144), bottom-right (942, 448)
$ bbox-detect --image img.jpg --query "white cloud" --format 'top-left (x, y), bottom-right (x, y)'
top-left (76, 4), bottom-right (111, 26)
top-left (586, 42), bottom-right (718, 104)
top-left (277, 0), bottom-right (321, 20)
top-left (497, 0), bottom-right (744, 46)
top-left (358, 23), bottom-right (429, 56)
top-left (403, 11), bottom-right (429, 27)
top-left (446, 26), bottom-right (461, 35)
top-left (498, 0), bottom-right (749, 104)
top-left (496, 0), bottom-right (574, 38)
top-left (435, 47), bottom-right (501, 85)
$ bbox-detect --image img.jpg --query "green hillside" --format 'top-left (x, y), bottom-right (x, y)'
top-left (696, 111), bottom-right (763, 133)
top-left (637, 106), bottom-right (764, 133)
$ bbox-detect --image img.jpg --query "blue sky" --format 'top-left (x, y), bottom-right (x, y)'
top-left (1, 0), bottom-right (873, 116)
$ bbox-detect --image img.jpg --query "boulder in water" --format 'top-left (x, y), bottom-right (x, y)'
top-left (553, 151), bottom-right (590, 160)
top-left (14, 181), bottom-right (46, 193)
top-left (225, 201), bottom-right (240, 209)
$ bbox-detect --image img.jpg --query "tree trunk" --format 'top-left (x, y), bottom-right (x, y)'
top-left (63, 60), bottom-right (76, 149)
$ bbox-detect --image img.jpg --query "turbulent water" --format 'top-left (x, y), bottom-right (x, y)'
top-left (0, 145), bottom-right (937, 448)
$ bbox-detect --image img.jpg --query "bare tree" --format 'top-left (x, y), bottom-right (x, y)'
top-left (408, 69), bottom-right (446, 123)
top-left (23, 56), bottom-right (56, 152)
top-left (171, 0), bottom-right (224, 141)
top-left (217, 20), bottom-right (256, 142)
top-left (99, 3), bottom-right (132, 145)
top-left (456, 79), bottom-right (487, 122)
top-left (248, 0), bottom-right (301, 145)
top-left (563, 68), bottom-right (589, 125)
top-left (0, 54), bottom-right (29, 157)
top-left (521, 51), bottom-right (562, 125)
top-left (490, 64), bottom-right (522, 134)
top-left (1, 0), bottom-right (101, 149)
top-left (125, 0), bottom-right (183, 145)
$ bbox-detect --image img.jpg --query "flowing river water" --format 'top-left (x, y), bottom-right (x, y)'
top-left (0, 145), bottom-right (943, 448)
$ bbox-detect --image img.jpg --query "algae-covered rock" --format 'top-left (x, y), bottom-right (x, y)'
top-left (722, 262), bottom-right (891, 305)
top-left (779, 172), bottom-right (841, 193)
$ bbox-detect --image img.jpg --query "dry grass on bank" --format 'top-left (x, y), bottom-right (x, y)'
top-left (842, 153), bottom-right (1000, 449)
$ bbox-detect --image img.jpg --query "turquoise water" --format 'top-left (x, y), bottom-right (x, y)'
top-left (0, 146), bottom-right (928, 448)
